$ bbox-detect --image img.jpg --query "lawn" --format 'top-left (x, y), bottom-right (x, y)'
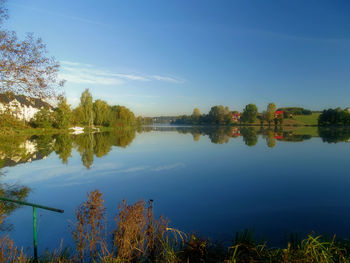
top-left (293, 113), bottom-right (320, 126)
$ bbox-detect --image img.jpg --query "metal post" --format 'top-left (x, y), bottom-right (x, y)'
top-left (0, 196), bottom-right (63, 260)
top-left (33, 206), bottom-right (38, 260)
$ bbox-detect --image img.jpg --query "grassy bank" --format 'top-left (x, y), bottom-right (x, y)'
top-left (1, 190), bottom-right (350, 263)
top-left (293, 113), bottom-right (320, 126)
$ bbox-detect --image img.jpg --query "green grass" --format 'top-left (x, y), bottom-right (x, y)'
top-left (293, 113), bottom-right (320, 126)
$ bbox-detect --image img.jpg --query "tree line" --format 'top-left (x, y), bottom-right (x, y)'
top-left (30, 89), bottom-right (148, 129)
top-left (172, 103), bottom-right (284, 126)
top-left (318, 108), bottom-right (350, 126)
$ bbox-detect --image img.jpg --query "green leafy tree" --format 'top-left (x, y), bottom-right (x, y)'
top-left (80, 89), bottom-right (94, 127)
top-left (110, 105), bottom-right (136, 126)
top-left (266, 103), bottom-right (276, 126)
top-left (30, 107), bottom-right (54, 128)
top-left (242, 104), bottom-right (258, 123)
top-left (208, 105), bottom-right (227, 125)
top-left (93, 99), bottom-right (111, 126)
top-left (53, 96), bottom-right (72, 129)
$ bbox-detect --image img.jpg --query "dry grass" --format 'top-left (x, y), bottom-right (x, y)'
top-left (2, 191), bottom-right (350, 262)
top-left (71, 190), bottom-right (106, 262)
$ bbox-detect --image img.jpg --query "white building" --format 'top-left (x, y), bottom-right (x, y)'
top-left (0, 93), bottom-right (51, 122)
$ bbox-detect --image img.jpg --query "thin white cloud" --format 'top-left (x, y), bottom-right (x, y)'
top-left (152, 163), bottom-right (186, 171)
top-left (152, 75), bottom-right (184, 84)
top-left (59, 60), bottom-right (184, 86)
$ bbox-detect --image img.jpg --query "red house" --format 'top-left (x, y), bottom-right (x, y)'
top-left (275, 110), bottom-right (284, 118)
top-left (232, 112), bottom-right (241, 122)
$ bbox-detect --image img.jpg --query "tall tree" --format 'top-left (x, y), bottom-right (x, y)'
top-left (266, 103), bottom-right (276, 126)
top-left (208, 105), bottom-right (226, 125)
top-left (242, 104), bottom-right (258, 123)
top-left (80, 89), bottom-right (94, 127)
top-left (0, 1), bottom-right (64, 98)
top-left (53, 96), bottom-right (72, 129)
top-left (93, 99), bottom-right (110, 126)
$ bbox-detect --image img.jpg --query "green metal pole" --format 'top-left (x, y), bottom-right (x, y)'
top-left (0, 196), bottom-right (64, 213)
top-left (33, 206), bottom-right (38, 261)
top-left (0, 196), bottom-right (64, 260)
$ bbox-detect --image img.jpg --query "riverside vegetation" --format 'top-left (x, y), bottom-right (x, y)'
top-left (2, 190), bottom-right (350, 263)
top-left (0, 89), bottom-right (153, 137)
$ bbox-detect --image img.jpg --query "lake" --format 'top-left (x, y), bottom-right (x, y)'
top-left (1, 126), bottom-right (350, 255)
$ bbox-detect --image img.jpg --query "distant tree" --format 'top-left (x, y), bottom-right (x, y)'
top-left (258, 111), bottom-right (267, 126)
top-left (53, 96), bottom-right (72, 129)
top-left (135, 116), bottom-right (143, 126)
top-left (80, 89), bottom-right (94, 127)
top-left (208, 105), bottom-right (231, 125)
top-left (192, 108), bottom-right (200, 118)
top-left (0, 2), bottom-right (64, 99)
top-left (192, 108), bottom-right (201, 124)
top-left (242, 104), bottom-right (258, 123)
top-left (110, 105), bottom-right (135, 126)
top-left (318, 108), bottom-right (350, 126)
top-left (93, 99), bottom-right (110, 126)
top-left (266, 103), bottom-right (276, 126)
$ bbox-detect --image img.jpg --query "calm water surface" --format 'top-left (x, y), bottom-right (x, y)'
top-left (1, 126), bottom-right (350, 254)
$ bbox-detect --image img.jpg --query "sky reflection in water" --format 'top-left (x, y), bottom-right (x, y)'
top-left (1, 126), bottom-right (350, 253)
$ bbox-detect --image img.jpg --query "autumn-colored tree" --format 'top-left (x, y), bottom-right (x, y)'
top-left (0, 1), bottom-right (64, 99)
top-left (192, 108), bottom-right (200, 124)
top-left (192, 108), bottom-right (200, 117)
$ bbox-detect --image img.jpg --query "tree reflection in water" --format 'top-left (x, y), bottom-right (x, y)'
top-left (0, 125), bottom-right (349, 230)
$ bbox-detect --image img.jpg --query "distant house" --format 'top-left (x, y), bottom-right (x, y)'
top-left (232, 112), bottom-right (241, 122)
top-left (0, 93), bottom-right (51, 121)
top-left (275, 110), bottom-right (284, 118)
top-left (345, 107), bottom-right (350, 113)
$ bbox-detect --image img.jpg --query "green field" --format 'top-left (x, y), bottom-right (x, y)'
top-left (293, 113), bottom-right (320, 126)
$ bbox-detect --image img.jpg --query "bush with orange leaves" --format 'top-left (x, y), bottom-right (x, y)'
top-left (71, 190), bottom-right (106, 262)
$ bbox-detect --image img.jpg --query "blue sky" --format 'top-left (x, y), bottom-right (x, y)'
top-left (4, 0), bottom-right (350, 116)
